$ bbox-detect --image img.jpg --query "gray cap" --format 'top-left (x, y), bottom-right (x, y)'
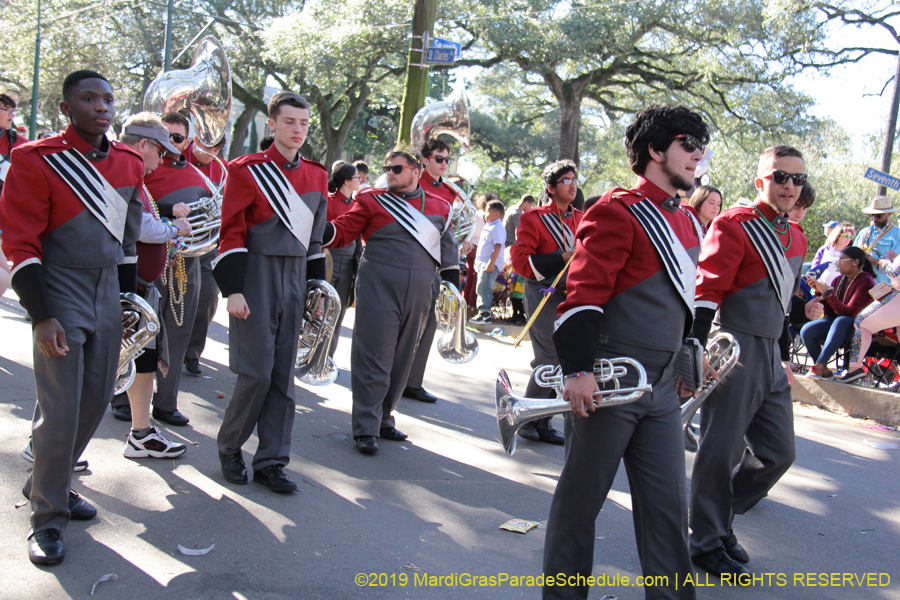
top-left (123, 125), bottom-right (180, 155)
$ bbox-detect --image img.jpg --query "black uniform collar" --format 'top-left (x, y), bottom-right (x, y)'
top-left (264, 143), bottom-right (302, 171)
top-left (660, 196), bottom-right (682, 212)
top-left (421, 172), bottom-right (444, 188)
top-left (754, 198), bottom-right (788, 227)
top-left (393, 186), bottom-right (423, 201)
top-left (62, 124), bottom-right (110, 162)
top-left (167, 154), bottom-right (188, 169)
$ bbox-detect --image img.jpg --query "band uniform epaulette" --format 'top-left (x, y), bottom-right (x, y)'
top-left (300, 157), bottom-right (327, 173)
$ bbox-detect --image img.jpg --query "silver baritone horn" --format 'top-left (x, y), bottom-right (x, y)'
top-left (681, 332), bottom-right (740, 452)
top-left (495, 357), bottom-right (652, 455)
top-left (295, 280), bottom-right (342, 386)
top-left (115, 293), bottom-right (160, 395)
top-left (409, 83), bottom-right (477, 248)
top-left (143, 36), bottom-right (232, 257)
top-left (435, 281), bottom-right (478, 364)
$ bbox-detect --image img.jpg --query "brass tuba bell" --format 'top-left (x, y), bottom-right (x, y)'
top-left (435, 281), bottom-right (478, 364)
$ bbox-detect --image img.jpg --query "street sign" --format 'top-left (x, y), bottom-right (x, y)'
top-left (864, 167), bottom-right (900, 192)
top-left (425, 47), bottom-right (456, 65)
top-left (431, 37), bottom-right (461, 59)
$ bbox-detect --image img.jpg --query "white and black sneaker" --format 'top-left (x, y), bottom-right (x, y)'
top-left (124, 427), bottom-right (187, 459)
top-left (837, 368), bottom-right (866, 383)
top-left (469, 311), bottom-right (493, 324)
top-left (21, 441), bottom-right (89, 472)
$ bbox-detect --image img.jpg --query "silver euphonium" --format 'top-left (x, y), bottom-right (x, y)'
top-left (143, 36), bottom-right (232, 257)
top-left (681, 332), bottom-right (740, 452)
top-left (435, 282), bottom-right (478, 364)
top-left (409, 82), bottom-right (478, 248)
top-left (115, 293), bottom-right (161, 395)
top-left (495, 357), bottom-right (652, 455)
top-left (295, 280), bottom-right (342, 386)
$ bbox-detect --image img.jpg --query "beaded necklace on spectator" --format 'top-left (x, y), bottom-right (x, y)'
top-left (752, 205), bottom-right (791, 251)
top-left (836, 270), bottom-right (860, 304)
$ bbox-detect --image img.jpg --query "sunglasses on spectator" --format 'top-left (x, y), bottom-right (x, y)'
top-left (673, 133), bottom-right (704, 154)
top-left (169, 133), bottom-right (186, 144)
top-left (427, 155), bottom-right (450, 164)
top-left (382, 164), bottom-right (418, 174)
top-left (765, 170), bottom-right (807, 186)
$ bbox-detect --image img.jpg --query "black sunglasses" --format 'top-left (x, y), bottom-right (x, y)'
top-left (427, 155), bottom-right (450, 164)
top-left (673, 133), bottom-right (704, 154)
top-left (382, 164), bottom-right (418, 174)
top-left (766, 170), bottom-right (807, 186)
top-left (169, 133), bottom-right (185, 144)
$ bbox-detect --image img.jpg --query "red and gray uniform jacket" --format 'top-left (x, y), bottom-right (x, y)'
top-left (323, 186), bottom-right (459, 287)
top-left (419, 172), bottom-right (457, 206)
top-left (185, 142), bottom-right (228, 187)
top-left (553, 177), bottom-right (700, 375)
top-left (510, 203), bottom-right (583, 286)
top-left (693, 198), bottom-right (808, 357)
top-left (0, 125), bottom-right (144, 322)
top-left (144, 154), bottom-right (212, 219)
top-left (0, 127), bottom-right (26, 196)
top-left (212, 146), bottom-right (328, 296)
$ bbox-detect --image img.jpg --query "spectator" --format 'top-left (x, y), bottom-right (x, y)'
top-left (822, 219), bottom-right (840, 237)
top-left (470, 200), bottom-right (506, 323)
top-left (810, 222), bottom-right (856, 270)
top-left (353, 160), bottom-right (370, 189)
top-left (684, 184), bottom-right (722, 238)
top-left (504, 194), bottom-right (534, 247)
top-left (800, 246), bottom-right (875, 379)
top-left (854, 195), bottom-right (900, 284)
top-left (259, 134), bottom-right (274, 152)
top-left (462, 193), bottom-right (487, 310)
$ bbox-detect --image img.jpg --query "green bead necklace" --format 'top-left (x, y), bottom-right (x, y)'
top-left (752, 205), bottom-right (791, 251)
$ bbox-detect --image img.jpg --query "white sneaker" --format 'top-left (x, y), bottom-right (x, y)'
top-left (21, 441), bottom-right (89, 471)
top-left (123, 427), bottom-right (187, 459)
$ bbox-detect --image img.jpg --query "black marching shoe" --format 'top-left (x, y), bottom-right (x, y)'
top-left (22, 489), bottom-right (96, 520)
top-left (379, 427), bottom-right (408, 442)
top-left (536, 428), bottom-right (565, 445)
top-left (29, 529), bottom-right (65, 565)
top-left (355, 436), bottom-right (378, 454)
top-left (724, 531), bottom-right (750, 564)
top-left (111, 404), bottom-right (132, 422)
top-left (184, 358), bottom-right (202, 376)
top-left (517, 422), bottom-right (541, 441)
top-left (220, 451), bottom-right (248, 484)
top-left (692, 546), bottom-right (751, 577)
top-left (152, 408), bottom-right (190, 426)
top-left (253, 465), bottom-right (298, 493)
top-left (402, 386), bottom-right (438, 403)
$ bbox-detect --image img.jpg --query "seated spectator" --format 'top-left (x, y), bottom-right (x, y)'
top-left (811, 222), bottom-right (856, 270)
top-left (801, 246), bottom-right (875, 379)
top-left (840, 251), bottom-right (900, 382)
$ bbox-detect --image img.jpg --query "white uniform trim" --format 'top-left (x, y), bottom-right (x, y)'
top-left (211, 247), bottom-right (247, 269)
top-left (695, 299), bottom-right (719, 312)
top-left (247, 162), bottom-right (315, 250)
top-left (528, 255), bottom-right (545, 281)
top-left (554, 305), bottom-right (603, 331)
top-left (11, 257), bottom-right (41, 277)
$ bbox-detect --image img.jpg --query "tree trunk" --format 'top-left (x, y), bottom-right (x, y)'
top-left (504, 156), bottom-right (510, 183)
top-left (317, 84), bottom-right (371, 169)
top-left (229, 105), bottom-right (256, 160)
top-left (396, 0), bottom-right (437, 145)
top-left (543, 72), bottom-right (589, 164)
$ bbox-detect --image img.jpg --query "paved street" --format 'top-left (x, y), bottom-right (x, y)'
top-left (0, 291), bottom-right (898, 600)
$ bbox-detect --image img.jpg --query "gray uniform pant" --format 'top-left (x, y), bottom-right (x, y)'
top-left (217, 254), bottom-right (305, 472)
top-left (405, 273), bottom-right (440, 389)
top-left (185, 249), bottom-right (219, 363)
top-left (153, 255), bottom-right (200, 411)
top-left (523, 279), bottom-right (562, 430)
top-left (328, 246), bottom-right (357, 358)
top-left (543, 341), bottom-right (694, 600)
top-left (689, 327), bottom-right (795, 556)
top-left (24, 266), bottom-right (121, 534)
top-left (351, 258), bottom-right (435, 438)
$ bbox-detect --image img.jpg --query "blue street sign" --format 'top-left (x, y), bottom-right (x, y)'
top-left (864, 167), bottom-right (900, 192)
top-left (425, 47), bottom-right (456, 65)
top-left (431, 37), bottom-right (461, 59)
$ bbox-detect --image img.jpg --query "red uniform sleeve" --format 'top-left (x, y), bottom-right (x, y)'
top-left (510, 210), bottom-right (542, 279)
top-left (217, 161), bottom-right (256, 254)
top-left (325, 196), bottom-right (374, 248)
top-left (0, 147), bottom-right (53, 267)
top-left (695, 216), bottom-right (747, 311)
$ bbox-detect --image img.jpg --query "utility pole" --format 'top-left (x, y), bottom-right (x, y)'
top-left (396, 0), bottom-right (436, 146)
top-left (878, 51), bottom-right (900, 196)
top-left (163, 0), bottom-right (174, 71)
top-left (28, 0), bottom-right (41, 141)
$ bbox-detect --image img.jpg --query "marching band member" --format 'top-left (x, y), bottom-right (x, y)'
top-left (509, 160), bottom-right (583, 446)
top-left (117, 112), bottom-right (190, 459)
top-left (0, 71), bottom-right (143, 564)
top-left (544, 106), bottom-right (708, 599)
top-left (689, 146), bottom-right (809, 576)
top-left (213, 92), bottom-right (328, 492)
top-left (184, 135), bottom-right (228, 376)
top-left (326, 161), bottom-right (361, 357)
top-left (0, 93), bottom-right (25, 196)
top-left (324, 149), bottom-right (459, 454)
top-left (402, 138), bottom-right (458, 404)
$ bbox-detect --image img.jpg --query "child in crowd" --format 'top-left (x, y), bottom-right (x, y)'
top-left (470, 200), bottom-right (506, 324)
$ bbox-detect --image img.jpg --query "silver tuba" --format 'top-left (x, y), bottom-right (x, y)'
top-left (435, 281), bottom-right (478, 364)
top-left (115, 293), bottom-right (161, 395)
top-left (496, 357), bottom-right (652, 455)
top-left (143, 36), bottom-right (232, 257)
top-left (295, 280), bottom-right (342, 386)
top-left (681, 332), bottom-right (740, 452)
top-left (409, 82), bottom-right (478, 248)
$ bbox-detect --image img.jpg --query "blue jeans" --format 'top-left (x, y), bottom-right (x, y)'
top-left (475, 268), bottom-right (499, 314)
top-left (800, 316), bottom-right (855, 365)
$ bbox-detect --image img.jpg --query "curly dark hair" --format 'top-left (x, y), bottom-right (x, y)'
top-left (625, 105), bottom-right (710, 175)
top-left (541, 160), bottom-right (577, 190)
